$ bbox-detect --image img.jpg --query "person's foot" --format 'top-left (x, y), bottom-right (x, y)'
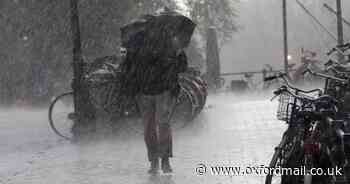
top-left (161, 157), bottom-right (173, 173)
top-left (148, 159), bottom-right (159, 174)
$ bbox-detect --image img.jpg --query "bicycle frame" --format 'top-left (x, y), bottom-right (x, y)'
top-left (265, 73), bottom-right (346, 184)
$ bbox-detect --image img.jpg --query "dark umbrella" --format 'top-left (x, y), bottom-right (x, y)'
top-left (120, 15), bottom-right (152, 49)
top-left (120, 8), bottom-right (196, 53)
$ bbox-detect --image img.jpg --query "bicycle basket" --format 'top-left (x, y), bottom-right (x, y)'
top-left (277, 92), bottom-right (296, 122)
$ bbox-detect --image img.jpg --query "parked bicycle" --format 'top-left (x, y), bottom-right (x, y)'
top-left (265, 73), bottom-right (347, 184)
top-left (48, 58), bottom-right (207, 140)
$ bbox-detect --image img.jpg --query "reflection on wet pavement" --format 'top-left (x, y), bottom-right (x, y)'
top-left (0, 94), bottom-right (286, 184)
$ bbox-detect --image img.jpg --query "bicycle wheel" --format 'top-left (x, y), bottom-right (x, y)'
top-left (303, 154), bottom-right (313, 184)
top-left (48, 92), bottom-right (75, 140)
top-left (266, 130), bottom-right (299, 184)
top-left (171, 87), bottom-right (195, 129)
top-left (265, 136), bottom-right (287, 184)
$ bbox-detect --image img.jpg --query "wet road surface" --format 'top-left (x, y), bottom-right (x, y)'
top-left (0, 93), bottom-right (286, 184)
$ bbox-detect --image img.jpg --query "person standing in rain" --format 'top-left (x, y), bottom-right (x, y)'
top-left (119, 7), bottom-right (195, 174)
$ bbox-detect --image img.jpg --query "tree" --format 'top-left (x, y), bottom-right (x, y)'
top-left (185, 0), bottom-right (238, 46)
top-left (0, 0), bottom-right (238, 105)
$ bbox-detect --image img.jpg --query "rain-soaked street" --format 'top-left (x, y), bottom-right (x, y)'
top-left (0, 93), bottom-right (286, 184)
top-left (2, 0), bottom-right (350, 183)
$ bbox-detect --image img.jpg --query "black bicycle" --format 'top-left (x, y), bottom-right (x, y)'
top-left (265, 73), bottom-right (346, 184)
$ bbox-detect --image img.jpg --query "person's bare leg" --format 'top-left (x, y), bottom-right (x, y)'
top-left (159, 123), bottom-right (173, 173)
top-left (137, 95), bottom-right (159, 174)
top-left (156, 91), bottom-right (176, 173)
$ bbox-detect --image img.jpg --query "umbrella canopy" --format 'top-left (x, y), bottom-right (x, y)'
top-left (120, 8), bottom-right (196, 53)
top-left (120, 15), bottom-right (151, 49)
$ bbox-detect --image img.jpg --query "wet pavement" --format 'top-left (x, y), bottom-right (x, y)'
top-left (0, 93), bottom-right (286, 184)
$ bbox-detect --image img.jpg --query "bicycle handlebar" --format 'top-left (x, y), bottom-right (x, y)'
top-left (337, 43), bottom-right (350, 51)
top-left (274, 86), bottom-right (316, 103)
top-left (274, 86), bottom-right (338, 115)
top-left (264, 73), bottom-right (323, 95)
top-left (305, 68), bottom-right (348, 83)
top-left (324, 61), bottom-right (350, 76)
top-left (327, 43), bottom-right (350, 56)
top-left (264, 75), bottom-right (282, 82)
